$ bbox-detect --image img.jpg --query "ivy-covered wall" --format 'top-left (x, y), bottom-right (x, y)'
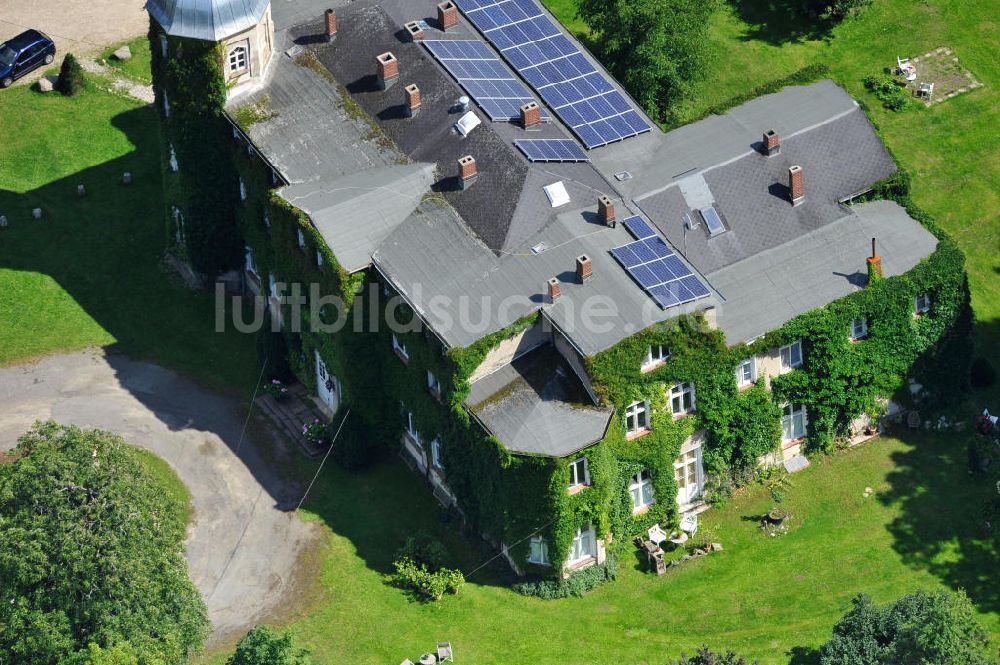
top-left (148, 19), bottom-right (243, 277)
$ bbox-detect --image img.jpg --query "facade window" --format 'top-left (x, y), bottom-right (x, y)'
top-left (782, 403), bottom-right (808, 442)
top-left (629, 469), bottom-right (654, 512)
top-left (238, 177), bottom-right (247, 201)
top-left (296, 228), bottom-right (306, 249)
top-left (168, 144), bottom-right (178, 172)
top-left (159, 33), bottom-right (168, 58)
top-left (172, 207), bottom-right (185, 246)
top-left (163, 90), bottom-right (170, 117)
top-left (625, 400), bottom-right (649, 436)
top-left (271, 170), bottom-right (279, 185)
top-left (851, 317), bottom-right (868, 341)
top-left (228, 44), bottom-right (248, 73)
top-left (641, 345), bottom-right (670, 371)
top-left (403, 409), bottom-right (421, 447)
top-left (527, 536), bottom-right (550, 565)
top-left (243, 246), bottom-right (257, 278)
top-left (736, 358), bottom-right (755, 388)
top-left (569, 525), bottom-right (597, 563)
top-left (392, 334), bottom-right (409, 362)
top-left (915, 293), bottom-right (931, 315)
top-left (431, 437), bottom-right (444, 471)
top-left (779, 339), bottom-right (803, 372)
top-left (568, 457), bottom-right (589, 488)
top-left (427, 370), bottom-right (441, 398)
top-left (316, 249), bottom-right (324, 268)
top-left (268, 273), bottom-right (278, 299)
top-left (669, 382), bottom-right (696, 416)
top-left (674, 445), bottom-right (703, 506)
top-left (263, 210), bottom-right (270, 229)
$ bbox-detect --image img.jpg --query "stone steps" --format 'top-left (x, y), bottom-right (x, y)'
top-left (255, 385), bottom-right (328, 459)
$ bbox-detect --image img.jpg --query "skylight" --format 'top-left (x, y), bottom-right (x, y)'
top-left (455, 111), bottom-right (481, 137)
top-left (700, 207), bottom-right (726, 236)
top-left (543, 182), bottom-right (570, 208)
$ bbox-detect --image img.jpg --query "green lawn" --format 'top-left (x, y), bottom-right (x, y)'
top-left (0, 82), bottom-right (258, 392)
top-left (192, 431), bottom-right (998, 665)
top-left (101, 36), bottom-right (153, 85)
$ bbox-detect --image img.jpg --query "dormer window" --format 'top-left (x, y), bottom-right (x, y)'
top-left (641, 345), bottom-right (670, 372)
top-left (669, 382), bottom-right (696, 416)
top-left (779, 339), bottom-right (803, 372)
top-left (568, 457), bottom-right (590, 489)
top-left (915, 293), bottom-right (931, 315)
top-left (228, 44), bottom-right (248, 75)
top-left (850, 317), bottom-right (868, 341)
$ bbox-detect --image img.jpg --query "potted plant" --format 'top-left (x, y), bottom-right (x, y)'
top-left (767, 508), bottom-right (789, 525)
top-left (263, 378), bottom-right (289, 400)
top-left (302, 420), bottom-right (328, 446)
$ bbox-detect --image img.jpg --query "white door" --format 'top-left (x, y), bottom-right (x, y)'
top-left (674, 445), bottom-right (703, 506)
top-left (314, 350), bottom-right (339, 413)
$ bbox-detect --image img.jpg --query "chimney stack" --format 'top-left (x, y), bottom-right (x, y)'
top-left (404, 84), bottom-right (421, 117)
top-left (867, 237), bottom-right (883, 282)
top-left (547, 277), bottom-right (561, 303)
top-left (520, 101), bottom-right (540, 129)
top-left (576, 254), bottom-right (593, 283)
top-left (458, 155), bottom-right (477, 190)
top-left (438, 1), bottom-right (458, 31)
top-left (324, 9), bottom-right (337, 42)
top-left (788, 165), bottom-right (804, 206)
top-left (597, 195), bottom-right (616, 227)
top-left (404, 21), bottom-right (424, 40)
top-left (763, 129), bottom-right (780, 156)
top-left (376, 52), bottom-right (399, 90)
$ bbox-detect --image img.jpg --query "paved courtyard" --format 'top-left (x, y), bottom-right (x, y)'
top-left (0, 350), bottom-right (318, 646)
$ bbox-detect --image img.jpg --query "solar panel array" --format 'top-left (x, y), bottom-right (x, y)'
top-left (454, 0), bottom-right (653, 149)
top-left (423, 40), bottom-right (548, 122)
top-left (611, 216), bottom-right (712, 309)
top-left (513, 139), bottom-right (589, 162)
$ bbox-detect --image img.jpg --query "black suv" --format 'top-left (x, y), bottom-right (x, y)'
top-left (0, 30), bottom-right (56, 88)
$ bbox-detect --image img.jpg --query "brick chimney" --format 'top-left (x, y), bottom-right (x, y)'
top-left (404, 21), bottom-right (424, 40)
top-left (788, 165), bottom-right (804, 206)
top-left (376, 52), bottom-right (398, 90)
top-left (867, 237), bottom-right (883, 282)
top-left (520, 101), bottom-right (540, 129)
top-left (598, 195), bottom-right (616, 227)
top-left (324, 9), bottom-right (337, 42)
top-left (763, 129), bottom-right (780, 156)
top-left (547, 277), bottom-right (561, 303)
top-left (404, 84), bottom-right (421, 117)
top-left (576, 254), bottom-right (593, 283)
top-left (458, 155), bottom-right (477, 190)
top-left (438, 1), bottom-right (458, 31)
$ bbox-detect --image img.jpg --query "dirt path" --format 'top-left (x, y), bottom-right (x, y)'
top-left (1, 0), bottom-right (148, 60)
top-left (0, 350), bottom-right (320, 646)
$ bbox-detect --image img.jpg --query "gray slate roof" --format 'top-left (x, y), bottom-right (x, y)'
top-left (147, 0), bottom-right (269, 40)
top-left (710, 200), bottom-right (939, 343)
top-left (465, 344), bottom-right (613, 457)
top-left (279, 163), bottom-right (436, 273)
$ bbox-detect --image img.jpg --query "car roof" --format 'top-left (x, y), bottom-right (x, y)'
top-left (2, 30), bottom-right (46, 50)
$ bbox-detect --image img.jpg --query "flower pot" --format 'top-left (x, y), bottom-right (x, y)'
top-left (767, 508), bottom-right (788, 525)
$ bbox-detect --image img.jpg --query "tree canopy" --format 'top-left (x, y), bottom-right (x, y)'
top-left (820, 590), bottom-right (997, 665)
top-left (575, 0), bottom-right (718, 124)
top-left (0, 422), bottom-right (209, 665)
top-left (669, 646), bottom-right (758, 664)
top-left (226, 626), bottom-right (312, 665)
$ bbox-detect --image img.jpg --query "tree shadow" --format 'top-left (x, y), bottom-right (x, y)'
top-left (729, 0), bottom-right (836, 45)
top-left (787, 645), bottom-right (821, 665)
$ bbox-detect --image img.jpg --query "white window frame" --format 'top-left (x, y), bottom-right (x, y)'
top-left (430, 437), bottom-right (444, 471)
top-left (316, 249), bottom-right (324, 268)
top-left (669, 382), bottom-right (696, 416)
top-left (228, 44), bottom-right (248, 74)
top-left (569, 525), bottom-right (597, 563)
top-left (915, 293), bottom-right (931, 315)
top-left (736, 358), bottom-right (756, 388)
top-left (625, 400), bottom-right (650, 436)
top-left (403, 409), bottom-right (422, 447)
top-left (426, 370), bottom-right (441, 398)
top-left (392, 334), bottom-right (409, 362)
top-left (238, 177), bottom-right (247, 201)
top-left (268, 272), bottom-right (278, 299)
top-left (850, 317), bottom-right (868, 341)
top-left (641, 344), bottom-right (670, 371)
top-left (674, 444), bottom-right (704, 506)
top-left (263, 210), bottom-right (270, 228)
top-left (568, 457), bottom-right (590, 488)
top-left (296, 228), bottom-right (306, 249)
top-left (159, 33), bottom-right (168, 58)
top-left (243, 245), bottom-right (257, 278)
top-left (779, 339), bottom-right (803, 372)
top-left (629, 469), bottom-right (654, 513)
top-left (168, 144), bottom-right (178, 172)
top-left (782, 403), bottom-right (808, 442)
top-left (173, 207), bottom-right (185, 245)
top-left (163, 90), bottom-right (170, 117)
top-left (527, 535), bottom-right (550, 566)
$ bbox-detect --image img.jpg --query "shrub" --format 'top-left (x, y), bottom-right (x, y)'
top-left (395, 531), bottom-right (449, 570)
top-left (56, 53), bottom-right (86, 96)
top-left (670, 646), bottom-right (759, 665)
top-left (971, 357), bottom-right (996, 389)
top-left (864, 73), bottom-right (912, 111)
top-left (390, 532), bottom-right (464, 601)
top-left (819, 590), bottom-right (998, 665)
top-left (512, 557), bottom-right (617, 599)
top-left (227, 625), bottom-right (311, 665)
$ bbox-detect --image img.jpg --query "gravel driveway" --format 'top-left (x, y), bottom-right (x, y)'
top-left (0, 350), bottom-right (319, 646)
top-left (1, 0), bottom-right (148, 59)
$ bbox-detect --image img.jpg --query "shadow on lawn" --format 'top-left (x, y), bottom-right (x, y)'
top-left (729, 0), bottom-right (836, 45)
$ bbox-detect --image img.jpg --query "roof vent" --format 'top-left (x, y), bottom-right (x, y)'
top-left (455, 110), bottom-right (481, 136)
top-left (683, 212), bottom-right (697, 230)
top-left (614, 170), bottom-right (633, 182)
top-left (543, 181), bottom-right (570, 208)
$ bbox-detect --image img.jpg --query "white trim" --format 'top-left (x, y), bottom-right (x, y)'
top-left (641, 344), bottom-right (670, 372)
top-left (669, 382), bottom-right (696, 416)
top-left (568, 525), bottom-right (597, 563)
top-left (779, 339), bottom-right (803, 372)
top-left (392, 334), bottom-right (409, 361)
top-left (915, 293), bottom-right (931, 315)
top-left (629, 469), bottom-right (654, 513)
top-left (430, 437), bottom-right (444, 471)
top-left (296, 228), bottom-right (306, 249)
top-left (850, 317), bottom-right (868, 341)
top-left (228, 43), bottom-right (248, 74)
top-left (568, 457), bottom-right (589, 488)
top-left (625, 400), bottom-right (650, 435)
top-left (527, 535), bottom-right (550, 565)
top-left (782, 403), bottom-right (808, 442)
top-left (674, 444), bottom-right (704, 506)
top-left (736, 357), bottom-right (756, 387)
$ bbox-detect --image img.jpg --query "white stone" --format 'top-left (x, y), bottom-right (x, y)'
top-left (32, 208), bottom-right (42, 219)
top-left (37, 77), bottom-right (54, 93)
top-left (112, 45), bottom-right (132, 61)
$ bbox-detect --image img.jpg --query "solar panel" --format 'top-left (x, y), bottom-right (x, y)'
top-left (700, 207), bottom-right (726, 236)
top-left (611, 215), bottom-right (712, 309)
top-left (454, 0), bottom-right (653, 148)
top-left (514, 139), bottom-right (589, 162)
top-left (423, 40), bottom-right (548, 122)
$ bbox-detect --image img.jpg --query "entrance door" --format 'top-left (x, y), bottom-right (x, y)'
top-left (674, 445), bottom-right (703, 506)
top-left (314, 350), bottom-right (339, 413)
